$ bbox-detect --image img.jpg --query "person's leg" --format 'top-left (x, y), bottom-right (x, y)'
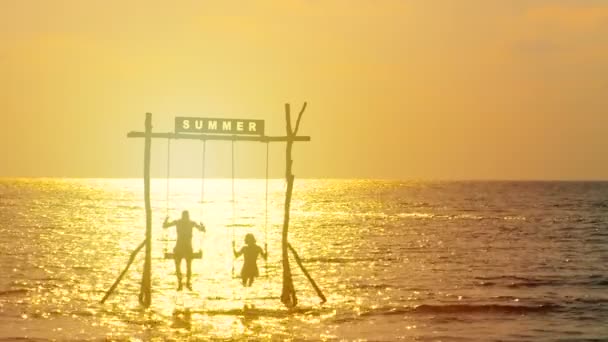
top-left (247, 277), bottom-right (254, 287)
top-left (185, 257), bottom-right (193, 290)
top-left (174, 256), bottom-right (183, 290)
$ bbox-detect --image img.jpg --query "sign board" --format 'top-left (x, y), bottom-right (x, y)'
top-left (175, 117), bottom-right (265, 136)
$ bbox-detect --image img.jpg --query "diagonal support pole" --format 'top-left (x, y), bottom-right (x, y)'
top-left (288, 243), bottom-right (327, 304)
top-left (100, 239), bottom-right (146, 304)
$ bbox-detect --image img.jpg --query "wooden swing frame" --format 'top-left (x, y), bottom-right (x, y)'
top-left (100, 103), bottom-right (326, 308)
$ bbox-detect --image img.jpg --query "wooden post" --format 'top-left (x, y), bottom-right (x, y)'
top-left (281, 104), bottom-right (297, 307)
top-left (139, 113), bottom-right (153, 307)
top-left (280, 102), bottom-right (307, 308)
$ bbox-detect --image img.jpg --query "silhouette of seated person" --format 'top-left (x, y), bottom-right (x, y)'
top-left (163, 210), bottom-right (205, 291)
top-left (233, 233), bottom-right (267, 287)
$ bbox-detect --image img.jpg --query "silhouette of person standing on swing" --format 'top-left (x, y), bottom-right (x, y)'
top-left (233, 233), bottom-right (267, 287)
top-left (163, 210), bottom-right (205, 291)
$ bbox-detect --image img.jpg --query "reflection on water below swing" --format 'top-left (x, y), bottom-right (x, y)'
top-left (136, 178), bottom-right (329, 340)
top-left (148, 172), bottom-right (340, 338)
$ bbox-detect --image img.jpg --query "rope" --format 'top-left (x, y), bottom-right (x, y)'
top-left (264, 142), bottom-right (269, 278)
top-left (166, 138), bottom-right (171, 217)
top-left (231, 139), bottom-right (236, 277)
top-left (201, 140), bottom-right (206, 211)
top-left (199, 140), bottom-right (206, 256)
top-left (232, 139), bottom-right (236, 237)
top-left (265, 142), bottom-right (269, 244)
top-left (164, 138), bottom-right (171, 256)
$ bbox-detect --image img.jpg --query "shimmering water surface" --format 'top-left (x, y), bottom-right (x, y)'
top-left (0, 179), bottom-right (607, 341)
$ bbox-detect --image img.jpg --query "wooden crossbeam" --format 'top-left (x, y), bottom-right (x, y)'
top-left (127, 132), bottom-right (310, 142)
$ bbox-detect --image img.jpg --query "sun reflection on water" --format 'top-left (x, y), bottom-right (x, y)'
top-left (0, 178), bottom-right (348, 340)
top-left (94, 178), bottom-right (341, 339)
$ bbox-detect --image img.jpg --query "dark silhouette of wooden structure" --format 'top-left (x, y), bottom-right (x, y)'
top-left (101, 103), bottom-right (326, 308)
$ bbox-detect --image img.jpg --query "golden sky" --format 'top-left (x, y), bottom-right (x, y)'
top-left (1, 0), bottom-right (608, 179)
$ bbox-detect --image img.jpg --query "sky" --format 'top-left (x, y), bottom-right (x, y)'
top-left (1, 0), bottom-right (608, 179)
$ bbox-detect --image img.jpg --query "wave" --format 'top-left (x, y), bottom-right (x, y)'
top-left (474, 275), bottom-right (556, 288)
top-left (303, 257), bottom-right (376, 263)
top-left (589, 279), bottom-right (608, 286)
top-left (396, 212), bottom-right (528, 221)
top-left (591, 201), bottom-right (608, 208)
top-left (358, 303), bottom-right (562, 317)
top-left (204, 296), bottom-right (280, 301)
top-left (474, 275), bottom-right (608, 288)
top-left (349, 283), bottom-right (394, 290)
top-left (573, 297), bottom-right (608, 305)
top-left (72, 266), bottom-right (92, 270)
top-left (506, 281), bottom-right (560, 288)
top-left (183, 306), bottom-right (330, 318)
top-left (475, 275), bottom-right (565, 287)
top-left (0, 289), bottom-right (28, 296)
top-left (411, 304), bottom-right (561, 314)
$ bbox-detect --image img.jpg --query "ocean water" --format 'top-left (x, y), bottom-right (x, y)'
top-left (0, 178), bottom-right (607, 341)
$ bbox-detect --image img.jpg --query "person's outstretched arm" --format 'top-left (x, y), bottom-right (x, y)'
top-left (163, 217), bottom-right (176, 229)
top-left (261, 244), bottom-right (268, 260)
top-left (232, 241), bottom-right (243, 258)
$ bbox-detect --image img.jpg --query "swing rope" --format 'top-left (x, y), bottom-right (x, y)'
top-left (201, 140), bottom-right (206, 211)
top-left (231, 139), bottom-right (236, 277)
top-left (229, 141), bottom-right (271, 280)
top-left (163, 138), bottom-right (205, 260)
top-left (264, 142), bottom-right (269, 278)
top-left (199, 140), bottom-right (206, 257)
top-left (163, 138), bottom-right (171, 256)
top-left (166, 138), bottom-right (171, 218)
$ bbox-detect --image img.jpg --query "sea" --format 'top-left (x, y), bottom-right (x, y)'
top-left (0, 178), bottom-right (606, 341)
